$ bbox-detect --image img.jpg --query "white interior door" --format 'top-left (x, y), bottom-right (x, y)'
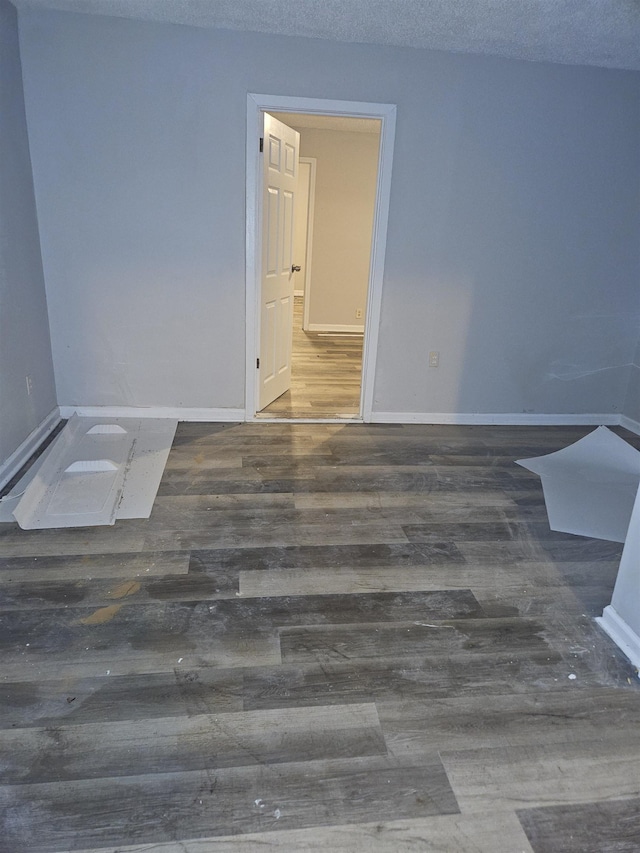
top-left (258, 113), bottom-right (300, 410)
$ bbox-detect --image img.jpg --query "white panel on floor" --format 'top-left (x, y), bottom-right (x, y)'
top-left (516, 426), bottom-right (640, 543)
top-left (117, 418), bottom-right (177, 519)
top-left (7, 415), bottom-right (177, 529)
top-left (0, 461), bottom-right (39, 523)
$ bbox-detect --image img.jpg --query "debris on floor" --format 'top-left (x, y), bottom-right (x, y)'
top-left (516, 426), bottom-right (640, 543)
top-left (1, 414), bottom-right (177, 529)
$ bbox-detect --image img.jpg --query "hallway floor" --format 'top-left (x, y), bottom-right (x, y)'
top-left (259, 297), bottom-right (363, 419)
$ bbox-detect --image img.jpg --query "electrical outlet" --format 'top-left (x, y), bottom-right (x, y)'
top-left (355, 308), bottom-right (363, 319)
top-left (428, 351), bottom-right (440, 368)
top-left (26, 375), bottom-right (33, 395)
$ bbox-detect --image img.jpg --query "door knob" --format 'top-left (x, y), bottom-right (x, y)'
top-left (291, 265), bottom-right (301, 272)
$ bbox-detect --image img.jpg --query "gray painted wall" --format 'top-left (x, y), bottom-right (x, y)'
top-left (17, 9), bottom-right (640, 416)
top-left (625, 335), bottom-right (640, 424)
top-left (0, 0), bottom-right (56, 468)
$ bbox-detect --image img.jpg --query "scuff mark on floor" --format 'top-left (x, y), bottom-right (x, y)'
top-left (107, 580), bottom-right (141, 599)
top-left (80, 604), bottom-right (123, 625)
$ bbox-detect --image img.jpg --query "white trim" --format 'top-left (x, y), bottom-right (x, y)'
top-left (59, 406), bottom-right (245, 422)
top-left (252, 416), bottom-right (363, 424)
top-left (360, 107), bottom-right (395, 423)
top-left (54, 408), bottom-right (630, 428)
top-left (369, 412), bottom-right (622, 426)
top-left (307, 323), bottom-right (365, 334)
top-left (294, 290), bottom-right (305, 297)
top-left (620, 415), bottom-right (640, 436)
top-left (246, 93), bottom-right (396, 423)
top-left (299, 156), bottom-right (316, 332)
top-left (597, 606), bottom-right (640, 674)
top-left (0, 407), bottom-right (62, 491)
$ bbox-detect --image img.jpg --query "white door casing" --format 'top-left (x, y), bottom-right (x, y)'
top-left (258, 113), bottom-right (300, 410)
top-left (293, 158), bottom-right (315, 303)
top-left (246, 94), bottom-right (397, 421)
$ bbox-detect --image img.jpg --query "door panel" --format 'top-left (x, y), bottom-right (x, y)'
top-left (281, 190), bottom-right (294, 273)
top-left (258, 114), bottom-right (300, 410)
top-left (277, 295), bottom-right (291, 371)
top-left (265, 187), bottom-right (279, 276)
top-left (263, 300), bottom-right (277, 383)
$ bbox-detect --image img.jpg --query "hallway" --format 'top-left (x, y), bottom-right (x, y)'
top-left (259, 297), bottom-right (363, 419)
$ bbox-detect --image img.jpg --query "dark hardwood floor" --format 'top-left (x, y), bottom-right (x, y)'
top-left (1, 422), bottom-right (639, 852)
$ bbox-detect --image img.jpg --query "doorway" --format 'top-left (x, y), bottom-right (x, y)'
top-left (261, 114), bottom-right (380, 419)
top-left (246, 94), bottom-right (397, 422)
top-left (259, 292), bottom-right (366, 418)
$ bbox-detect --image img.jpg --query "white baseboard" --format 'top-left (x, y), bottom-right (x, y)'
top-left (307, 324), bottom-right (365, 334)
top-left (58, 406), bottom-right (245, 423)
top-left (369, 412), bottom-right (621, 426)
top-left (620, 415), bottom-right (640, 436)
top-left (52, 407), bottom-right (635, 430)
top-left (0, 407), bottom-right (62, 491)
top-left (597, 606), bottom-right (640, 674)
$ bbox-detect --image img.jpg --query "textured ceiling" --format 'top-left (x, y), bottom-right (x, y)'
top-left (12, 0), bottom-right (640, 71)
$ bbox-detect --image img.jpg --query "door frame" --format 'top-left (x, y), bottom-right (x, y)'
top-left (246, 93), bottom-right (396, 422)
top-left (298, 157), bottom-right (316, 330)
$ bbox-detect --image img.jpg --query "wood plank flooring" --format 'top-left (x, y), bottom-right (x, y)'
top-left (1, 422), bottom-right (640, 852)
top-left (259, 296), bottom-right (363, 418)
